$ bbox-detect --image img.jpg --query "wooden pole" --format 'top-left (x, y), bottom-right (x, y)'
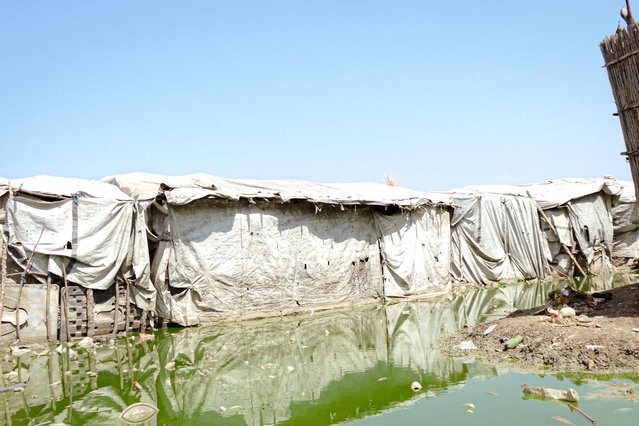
top-left (62, 265), bottom-right (71, 342)
top-left (86, 288), bottom-right (94, 338)
top-left (45, 273), bottom-right (51, 342)
top-left (113, 279), bottom-right (120, 335)
top-left (527, 192), bottom-right (588, 277)
top-left (124, 279), bottom-right (130, 334)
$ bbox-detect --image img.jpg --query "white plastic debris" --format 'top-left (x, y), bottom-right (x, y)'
top-left (77, 337), bottom-right (95, 349)
top-left (558, 306), bottom-right (576, 317)
top-left (287, 366), bottom-right (295, 372)
top-left (10, 346), bottom-right (31, 357)
top-left (585, 345), bottom-right (604, 351)
top-left (483, 324), bottom-right (497, 336)
top-left (120, 402), bottom-right (159, 423)
top-left (455, 340), bottom-right (477, 350)
top-left (522, 384), bottom-right (579, 402)
top-left (411, 381), bottom-right (422, 391)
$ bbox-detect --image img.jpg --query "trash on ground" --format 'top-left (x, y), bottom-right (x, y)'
top-left (633, 328), bottom-right (639, 333)
top-left (120, 402), bottom-right (159, 424)
top-left (585, 345), bottom-right (604, 351)
top-left (455, 340), bottom-right (477, 350)
top-left (558, 306), bottom-right (576, 317)
top-left (522, 384), bottom-right (579, 402)
top-left (411, 381), bottom-right (422, 391)
top-left (483, 324), bottom-right (497, 336)
top-left (504, 336), bottom-right (524, 350)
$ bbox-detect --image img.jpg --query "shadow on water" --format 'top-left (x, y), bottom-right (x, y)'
top-left (2, 272), bottom-right (637, 425)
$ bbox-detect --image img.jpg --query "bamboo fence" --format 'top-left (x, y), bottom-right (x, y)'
top-left (601, 24), bottom-right (639, 219)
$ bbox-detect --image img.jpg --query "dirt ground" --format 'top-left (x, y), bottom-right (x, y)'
top-left (441, 282), bottom-right (639, 373)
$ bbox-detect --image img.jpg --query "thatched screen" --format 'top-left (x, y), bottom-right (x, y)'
top-left (601, 24), bottom-right (639, 221)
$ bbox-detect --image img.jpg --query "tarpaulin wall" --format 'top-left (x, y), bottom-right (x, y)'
top-left (374, 207), bottom-right (451, 297)
top-left (151, 200), bottom-right (385, 325)
top-left (450, 194), bottom-right (550, 284)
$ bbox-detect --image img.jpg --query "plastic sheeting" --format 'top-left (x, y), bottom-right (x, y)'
top-left (612, 180), bottom-right (639, 260)
top-left (103, 172), bottom-right (444, 208)
top-left (374, 207), bottom-right (451, 296)
top-left (103, 173), bottom-right (454, 324)
top-left (154, 200), bottom-right (384, 325)
top-left (0, 176), bottom-right (156, 311)
top-left (449, 193), bottom-right (550, 284)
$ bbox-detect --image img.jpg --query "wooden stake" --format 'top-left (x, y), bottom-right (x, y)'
top-left (113, 279), bottom-right (120, 335)
top-left (62, 265), bottom-right (71, 342)
top-left (45, 273), bottom-right (51, 342)
top-left (124, 279), bottom-right (130, 334)
top-left (86, 288), bottom-right (94, 337)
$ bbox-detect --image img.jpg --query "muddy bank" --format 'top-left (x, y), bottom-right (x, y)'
top-left (441, 282), bottom-right (639, 373)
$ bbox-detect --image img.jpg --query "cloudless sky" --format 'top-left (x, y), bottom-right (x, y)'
top-left (0, 1), bottom-right (633, 191)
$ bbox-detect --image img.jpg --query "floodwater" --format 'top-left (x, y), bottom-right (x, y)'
top-left (2, 274), bottom-right (639, 425)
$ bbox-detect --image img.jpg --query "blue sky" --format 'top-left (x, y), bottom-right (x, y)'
top-left (0, 1), bottom-right (632, 191)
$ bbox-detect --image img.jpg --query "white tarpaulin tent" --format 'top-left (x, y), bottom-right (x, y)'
top-left (611, 180), bottom-right (639, 262)
top-left (103, 173), bottom-right (452, 325)
top-left (460, 178), bottom-right (624, 277)
top-left (0, 176), bottom-right (155, 311)
top-left (443, 191), bottom-right (550, 285)
top-left (521, 178), bottom-right (623, 275)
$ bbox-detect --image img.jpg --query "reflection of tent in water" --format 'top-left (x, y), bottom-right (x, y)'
top-left (0, 176), bottom-right (155, 342)
top-left (0, 276), bottom-right (622, 424)
top-left (104, 173), bottom-right (453, 326)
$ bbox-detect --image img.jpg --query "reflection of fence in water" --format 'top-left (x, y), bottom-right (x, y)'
top-left (0, 338), bottom-right (154, 423)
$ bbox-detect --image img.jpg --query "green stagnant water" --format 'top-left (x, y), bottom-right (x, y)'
top-left (2, 274), bottom-right (638, 425)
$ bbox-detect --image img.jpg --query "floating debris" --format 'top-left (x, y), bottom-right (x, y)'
top-left (120, 402), bottom-right (159, 424)
top-left (465, 403), bottom-right (475, 409)
top-left (139, 333), bottom-right (154, 343)
top-left (77, 337), bottom-right (95, 349)
top-left (4, 371), bottom-right (18, 382)
top-left (10, 346), bottom-right (31, 357)
top-left (522, 385), bottom-right (579, 402)
top-left (0, 383), bottom-right (26, 393)
top-left (552, 415), bottom-right (575, 425)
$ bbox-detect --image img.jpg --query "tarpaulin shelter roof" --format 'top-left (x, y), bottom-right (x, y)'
top-left (102, 172), bottom-right (451, 208)
top-left (2, 175), bottom-right (133, 201)
top-left (457, 178), bottom-right (624, 209)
